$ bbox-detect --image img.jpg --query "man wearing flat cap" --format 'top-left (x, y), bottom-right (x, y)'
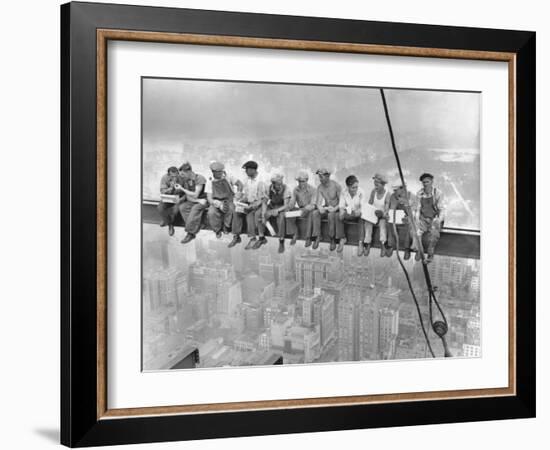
top-left (364, 173), bottom-right (391, 257)
top-left (157, 166), bottom-right (185, 236)
top-left (287, 170), bottom-right (318, 247)
top-left (178, 161), bottom-right (208, 244)
top-left (313, 168), bottom-right (344, 251)
top-left (228, 160), bottom-right (267, 249)
top-left (205, 161), bottom-right (243, 239)
top-left (254, 173), bottom-right (291, 253)
top-left (412, 173), bottom-right (445, 263)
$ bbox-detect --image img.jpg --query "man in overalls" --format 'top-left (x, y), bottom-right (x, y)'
top-left (412, 173), bottom-right (445, 263)
top-left (287, 170), bottom-right (318, 247)
top-left (157, 166), bottom-right (184, 236)
top-left (255, 173), bottom-right (291, 253)
top-left (205, 161), bottom-right (242, 238)
top-left (178, 162), bottom-right (208, 244)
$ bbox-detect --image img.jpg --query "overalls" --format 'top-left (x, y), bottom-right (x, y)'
top-left (207, 178), bottom-right (235, 233)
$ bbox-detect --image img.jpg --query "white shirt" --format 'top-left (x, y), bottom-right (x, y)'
top-left (339, 187), bottom-right (365, 214)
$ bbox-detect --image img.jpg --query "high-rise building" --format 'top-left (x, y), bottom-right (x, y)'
top-left (295, 252), bottom-right (343, 293)
top-left (217, 280), bottom-right (243, 316)
top-left (378, 307), bottom-right (399, 359)
top-left (259, 255), bottom-right (286, 285)
top-left (144, 267), bottom-right (179, 311)
top-left (300, 288), bottom-right (336, 349)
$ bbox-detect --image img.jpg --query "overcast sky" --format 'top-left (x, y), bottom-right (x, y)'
top-left (142, 78), bottom-right (480, 145)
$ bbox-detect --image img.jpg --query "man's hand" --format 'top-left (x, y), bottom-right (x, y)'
top-left (304, 204), bottom-right (315, 212)
top-left (326, 206), bottom-right (335, 213)
top-left (375, 209), bottom-right (384, 219)
top-left (318, 206), bottom-right (326, 215)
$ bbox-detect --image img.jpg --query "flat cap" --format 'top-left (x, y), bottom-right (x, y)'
top-left (419, 172), bottom-right (434, 181)
top-left (270, 173), bottom-right (284, 183)
top-left (295, 170), bottom-right (309, 182)
top-left (242, 160), bottom-right (258, 170)
top-left (210, 161), bottom-right (225, 171)
top-left (315, 168), bottom-right (330, 175)
top-left (372, 173), bottom-right (388, 184)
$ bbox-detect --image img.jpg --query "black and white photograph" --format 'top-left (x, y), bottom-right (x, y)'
top-left (141, 78), bottom-right (481, 371)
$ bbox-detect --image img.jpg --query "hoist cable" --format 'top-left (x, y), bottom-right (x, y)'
top-left (380, 88), bottom-right (452, 358)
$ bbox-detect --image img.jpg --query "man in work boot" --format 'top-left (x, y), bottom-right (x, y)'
top-left (255, 173), bottom-right (291, 253)
top-left (205, 161), bottom-right (243, 238)
top-left (286, 170), bottom-right (318, 248)
top-left (338, 175), bottom-right (366, 256)
top-left (364, 173), bottom-right (390, 257)
top-left (228, 160), bottom-right (267, 250)
top-left (157, 166), bottom-right (185, 236)
top-left (412, 173), bottom-right (445, 263)
top-left (313, 168), bottom-right (343, 251)
top-left (384, 180), bottom-right (414, 259)
top-left (178, 162), bottom-right (208, 244)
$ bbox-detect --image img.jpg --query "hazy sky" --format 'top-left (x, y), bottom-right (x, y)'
top-left (142, 78), bottom-right (480, 144)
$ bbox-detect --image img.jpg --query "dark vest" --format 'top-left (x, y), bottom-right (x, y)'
top-left (211, 178), bottom-right (234, 201)
top-left (269, 184), bottom-right (287, 208)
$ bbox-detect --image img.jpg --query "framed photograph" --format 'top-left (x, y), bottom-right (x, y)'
top-left (61, 1), bottom-right (535, 447)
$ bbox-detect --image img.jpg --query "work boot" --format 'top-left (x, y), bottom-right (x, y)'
top-left (305, 237), bottom-right (312, 248)
top-left (227, 235), bottom-right (241, 248)
top-left (180, 233), bottom-right (195, 244)
top-left (168, 224), bottom-right (175, 236)
top-left (215, 230), bottom-right (222, 239)
top-left (329, 239), bottom-right (337, 251)
top-left (278, 240), bottom-right (285, 253)
top-left (380, 242), bottom-right (387, 257)
top-left (337, 238), bottom-right (345, 253)
top-left (385, 246), bottom-right (394, 257)
top-left (403, 248), bottom-right (411, 260)
top-left (363, 243), bottom-right (371, 256)
top-left (312, 236), bottom-right (321, 250)
top-left (245, 237), bottom-right (257, 250)
top-left (253, 237), bottom-right (268, 249)
top-left (357, 244), bottom-right (364, 257)
top-left (291, 234), bottom-right (298, 246)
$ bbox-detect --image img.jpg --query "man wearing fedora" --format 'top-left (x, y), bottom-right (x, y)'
top-left (287, 170), bottom-right (318, 247)
top-left (228, 160), bottom-right (267, 250)
top-left (205, 161), bottom-right (242, 239)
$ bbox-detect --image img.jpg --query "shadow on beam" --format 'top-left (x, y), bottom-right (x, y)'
top-left (142, 200), bottom-right (479, 260)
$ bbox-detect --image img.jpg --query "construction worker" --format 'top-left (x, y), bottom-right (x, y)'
top-left (313, 168), bottom-right (344, 252)
top-left (364, 173), bottom-right (390, 257)
top-left (157, 166), bottom-right (184, 236)
top-left (286, 170), bottom-right (318, 247)
top-left (256, 173), bottom-right (291, 253)
top-left (205, 161), bottom-right (243, 238)
top-left (178, 162), bottom-right (207, 244)
top-left (384, 181), bottom-right (414, 259)
top-left (412, 173), bottom-right (445, 263)
top-left (228, 160), bottom-right (267, 250)
top-left (338, 175), bottom-right (366, 256)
